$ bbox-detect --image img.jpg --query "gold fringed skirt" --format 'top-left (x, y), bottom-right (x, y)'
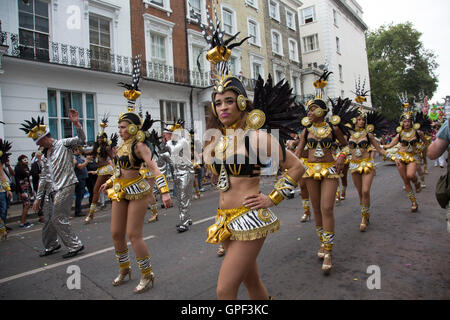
top-left (206, 206), bottom-right (280, 244)
top-left (385, 151), bottom-right (418, 164)
top-left (302, 162), bottom-right (342, 180)
top-left (349, 158), bottom-right (376, 174)
top-left (107, 175), bottom-right (152, 202)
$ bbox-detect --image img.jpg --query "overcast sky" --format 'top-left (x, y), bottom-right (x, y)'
top-left (357, 0), bottom-right (450, 104)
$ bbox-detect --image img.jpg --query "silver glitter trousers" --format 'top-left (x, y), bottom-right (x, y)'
top-left (42, 185), bottom-right (83, 251)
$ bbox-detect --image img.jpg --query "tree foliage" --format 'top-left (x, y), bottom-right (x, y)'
top-left (366, 22), bottom-right (439, 120)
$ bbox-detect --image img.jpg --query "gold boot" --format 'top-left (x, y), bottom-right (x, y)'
top-left (300, 199), bottom-right (311, 223)
top-left (360, 206), bottom-right (370, 232)
top-left (321, 232), bottom-right (335, 274)
top-left (408, 192), bottom-right (418, 212)
top-left (112, 268), bottom-right (132, 286)
top-left (84, 204), bottom-right (96, 224)
top-left (134, 272), bottom-right (155, 294)
top-left (322, 252), bottom-right (332, 275)
top-left (340, 187), bottom-right (346, 200)
top-left (147, 203), bottom-right (159, 223)
top-left (135, 256), bottom-right (155, 294)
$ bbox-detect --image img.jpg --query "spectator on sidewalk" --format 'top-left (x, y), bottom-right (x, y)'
top-left (73, 147), bottom-right (92, 217)
top-left (15, 155), bottom-right (34, 228)
top-left (2, 158), bottom-right (15, 231)
top-left (86, 158), bottom-right (98, 207)
top-left (31, 148), bottom-right (44, 223)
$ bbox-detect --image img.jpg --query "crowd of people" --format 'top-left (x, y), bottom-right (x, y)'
top-left (0, 7), bottom-right (449, 299)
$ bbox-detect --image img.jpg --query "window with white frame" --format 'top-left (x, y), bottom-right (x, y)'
top-left (274, 69), bottom-right (285, 83)
top-left (301, 6), bottom-right (316, 24)
top-left (89, 14), bottom-right (112, 71)
top-left (47, 90), bottom-right (96, 143)
top-left (192, 45), bottom-right (204, 72)
top-left (229, 56), bottom-right (239, 76)
top-left (18, 0), bottom-right (49, 61)
top-left (150, 33), bottom-right (167, 65)
top-left (144, 0), bottom-right (172, 14)
top-left (333, 9), bottom-right (339, 26)
top-left (187, 0), bottom-right (206, 23)
top-left (288, 38), bottom-right (299, 62)
top-left (268, 0), bottom-right (280, 21)
top-left (245, 0), bottom-right (258, 9)
top-left (291, 75), bottom-right (301, 95)
top-left (160, 100), bottom-right (185, 127)
top-left (252, 62), bottom-right (262, 80)
top-left (303, 34), bottom-right (319, 53)
top-left (271, 30), bottom-right (283, 55)
top-left (339, 64), bottom-right (343, 81)
top-left (336, 37), bottom-right (341, 54)
top-left (222, 7), bottom-right (235, 35)
top-left (285, 9), bottom-right (296, 30)
top-left (248, 19), bottom-right (260, 46)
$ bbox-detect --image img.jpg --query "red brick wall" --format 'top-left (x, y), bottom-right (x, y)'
top-left (130, 0), bottom-right (212, 79)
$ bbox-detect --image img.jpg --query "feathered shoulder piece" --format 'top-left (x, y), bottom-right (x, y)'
top-left (109, 133), bottom-right (119, 149)
top-left (413, 111), bottom-right (432, 134)
top-left (328, 97), bottom-right (359, 137)
top-left (0, 139), bottom-right (12, 164)
top-left (364, 111), bottom-right (391, 137)
top-left (246, 74), bottom-right (304, 150)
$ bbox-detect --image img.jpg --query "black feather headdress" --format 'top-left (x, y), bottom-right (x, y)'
top-left (20, 116), bottom-right (50, 142)
top-left (246, 75), bottom-right (305, 158)
top-left (329, 97), bottom-right (359, 137)
top-left (0, 139), bottom-right (12, 164)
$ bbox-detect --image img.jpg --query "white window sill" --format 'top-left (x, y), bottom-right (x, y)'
top-left (270, 16), bottom-right (281, 23)
top-left (245, 3), bottom-right (259, 11)
top-left (303, 49), bottom-right (320, 54)
top-left (272, 51), bottom-right (284, 57)
top-left (249, 42), bottom-right (261, 48)
top-left (143, 1), bottom-right (173, 16)
top-left (290, 58), bottom-right (300, 63)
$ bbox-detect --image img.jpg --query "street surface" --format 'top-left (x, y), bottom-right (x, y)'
top-left (0, 158), bottom-right (449, 300)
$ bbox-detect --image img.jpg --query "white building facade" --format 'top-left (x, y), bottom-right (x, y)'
top-left (0, 0), bottom-right (208, 164)
top-left (298, 0), bottom-right (372, 106)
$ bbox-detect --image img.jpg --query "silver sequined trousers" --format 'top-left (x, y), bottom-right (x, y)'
top-left (42, 185), bottom-right (83, 251)
top-left (174, 170), bottom-right (194, 226)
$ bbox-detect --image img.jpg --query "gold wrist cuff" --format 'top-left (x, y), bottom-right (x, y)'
top-left (155, 174), bottom-right (169, 194)
top-left (268, 190), bottom-right (284, 206)
top-left (106, 179), bottom-right (114, 187)
top-left (1, 182), bottom-right (10, 191)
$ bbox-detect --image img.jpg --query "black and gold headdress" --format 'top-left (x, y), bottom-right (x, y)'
top-left (20, 116), bottom-right (50, 143)
top-left (191, 1), bottom-right (249, 116)
top-left (117, 56), bottom-right (159, 143)
top-left (352, 76), bottom-right (371, 118)
top-left (398, 92), bottom-right (414, 121)
top-left (0, 139), bottom-right (12, 164)
top-left (305, 69), bottom-right (333, 118)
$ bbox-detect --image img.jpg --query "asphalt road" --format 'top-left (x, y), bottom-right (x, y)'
top-left (0, 159), bottom-right (449, 300)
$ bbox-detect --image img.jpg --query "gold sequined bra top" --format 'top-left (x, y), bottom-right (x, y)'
top-left (210, 134), bottom-right (263, 177)
top-left (113, 138), bottom-right (144, 170)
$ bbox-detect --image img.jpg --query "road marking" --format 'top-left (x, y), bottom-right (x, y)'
top-left (0, 235), bottom-right (155, 285)
top-left (193, 216), bottom-right (215, 225)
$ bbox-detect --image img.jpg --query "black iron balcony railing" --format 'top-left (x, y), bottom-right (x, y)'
top-left (0, 31), bottom-right (217, 88)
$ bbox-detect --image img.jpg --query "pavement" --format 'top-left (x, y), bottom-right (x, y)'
top-left (0, 158), bottom-right (448, 300)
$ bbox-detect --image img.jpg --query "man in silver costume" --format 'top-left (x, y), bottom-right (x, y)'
top-left (21, 109), bottom-right (85, 258)
top-left (158, 122), bottom-right (195, 232)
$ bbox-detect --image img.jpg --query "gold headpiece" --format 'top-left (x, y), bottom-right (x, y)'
top-left (20, 116), bottom-right (50, 143)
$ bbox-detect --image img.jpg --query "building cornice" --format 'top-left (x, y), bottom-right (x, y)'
top-left (332, 0), bottom-right (368, 31)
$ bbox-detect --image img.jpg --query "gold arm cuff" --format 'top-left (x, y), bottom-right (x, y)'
top-left (268, 190), bottom-right (284, 206)
top-left (155, 174), bottom-right (169, 194)
top-left (106, 179), bottom-right (114, 187)
top-left (1, 182), bottom-right (10, 191)
top-left (282, 173), bottom-right (299, 188)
